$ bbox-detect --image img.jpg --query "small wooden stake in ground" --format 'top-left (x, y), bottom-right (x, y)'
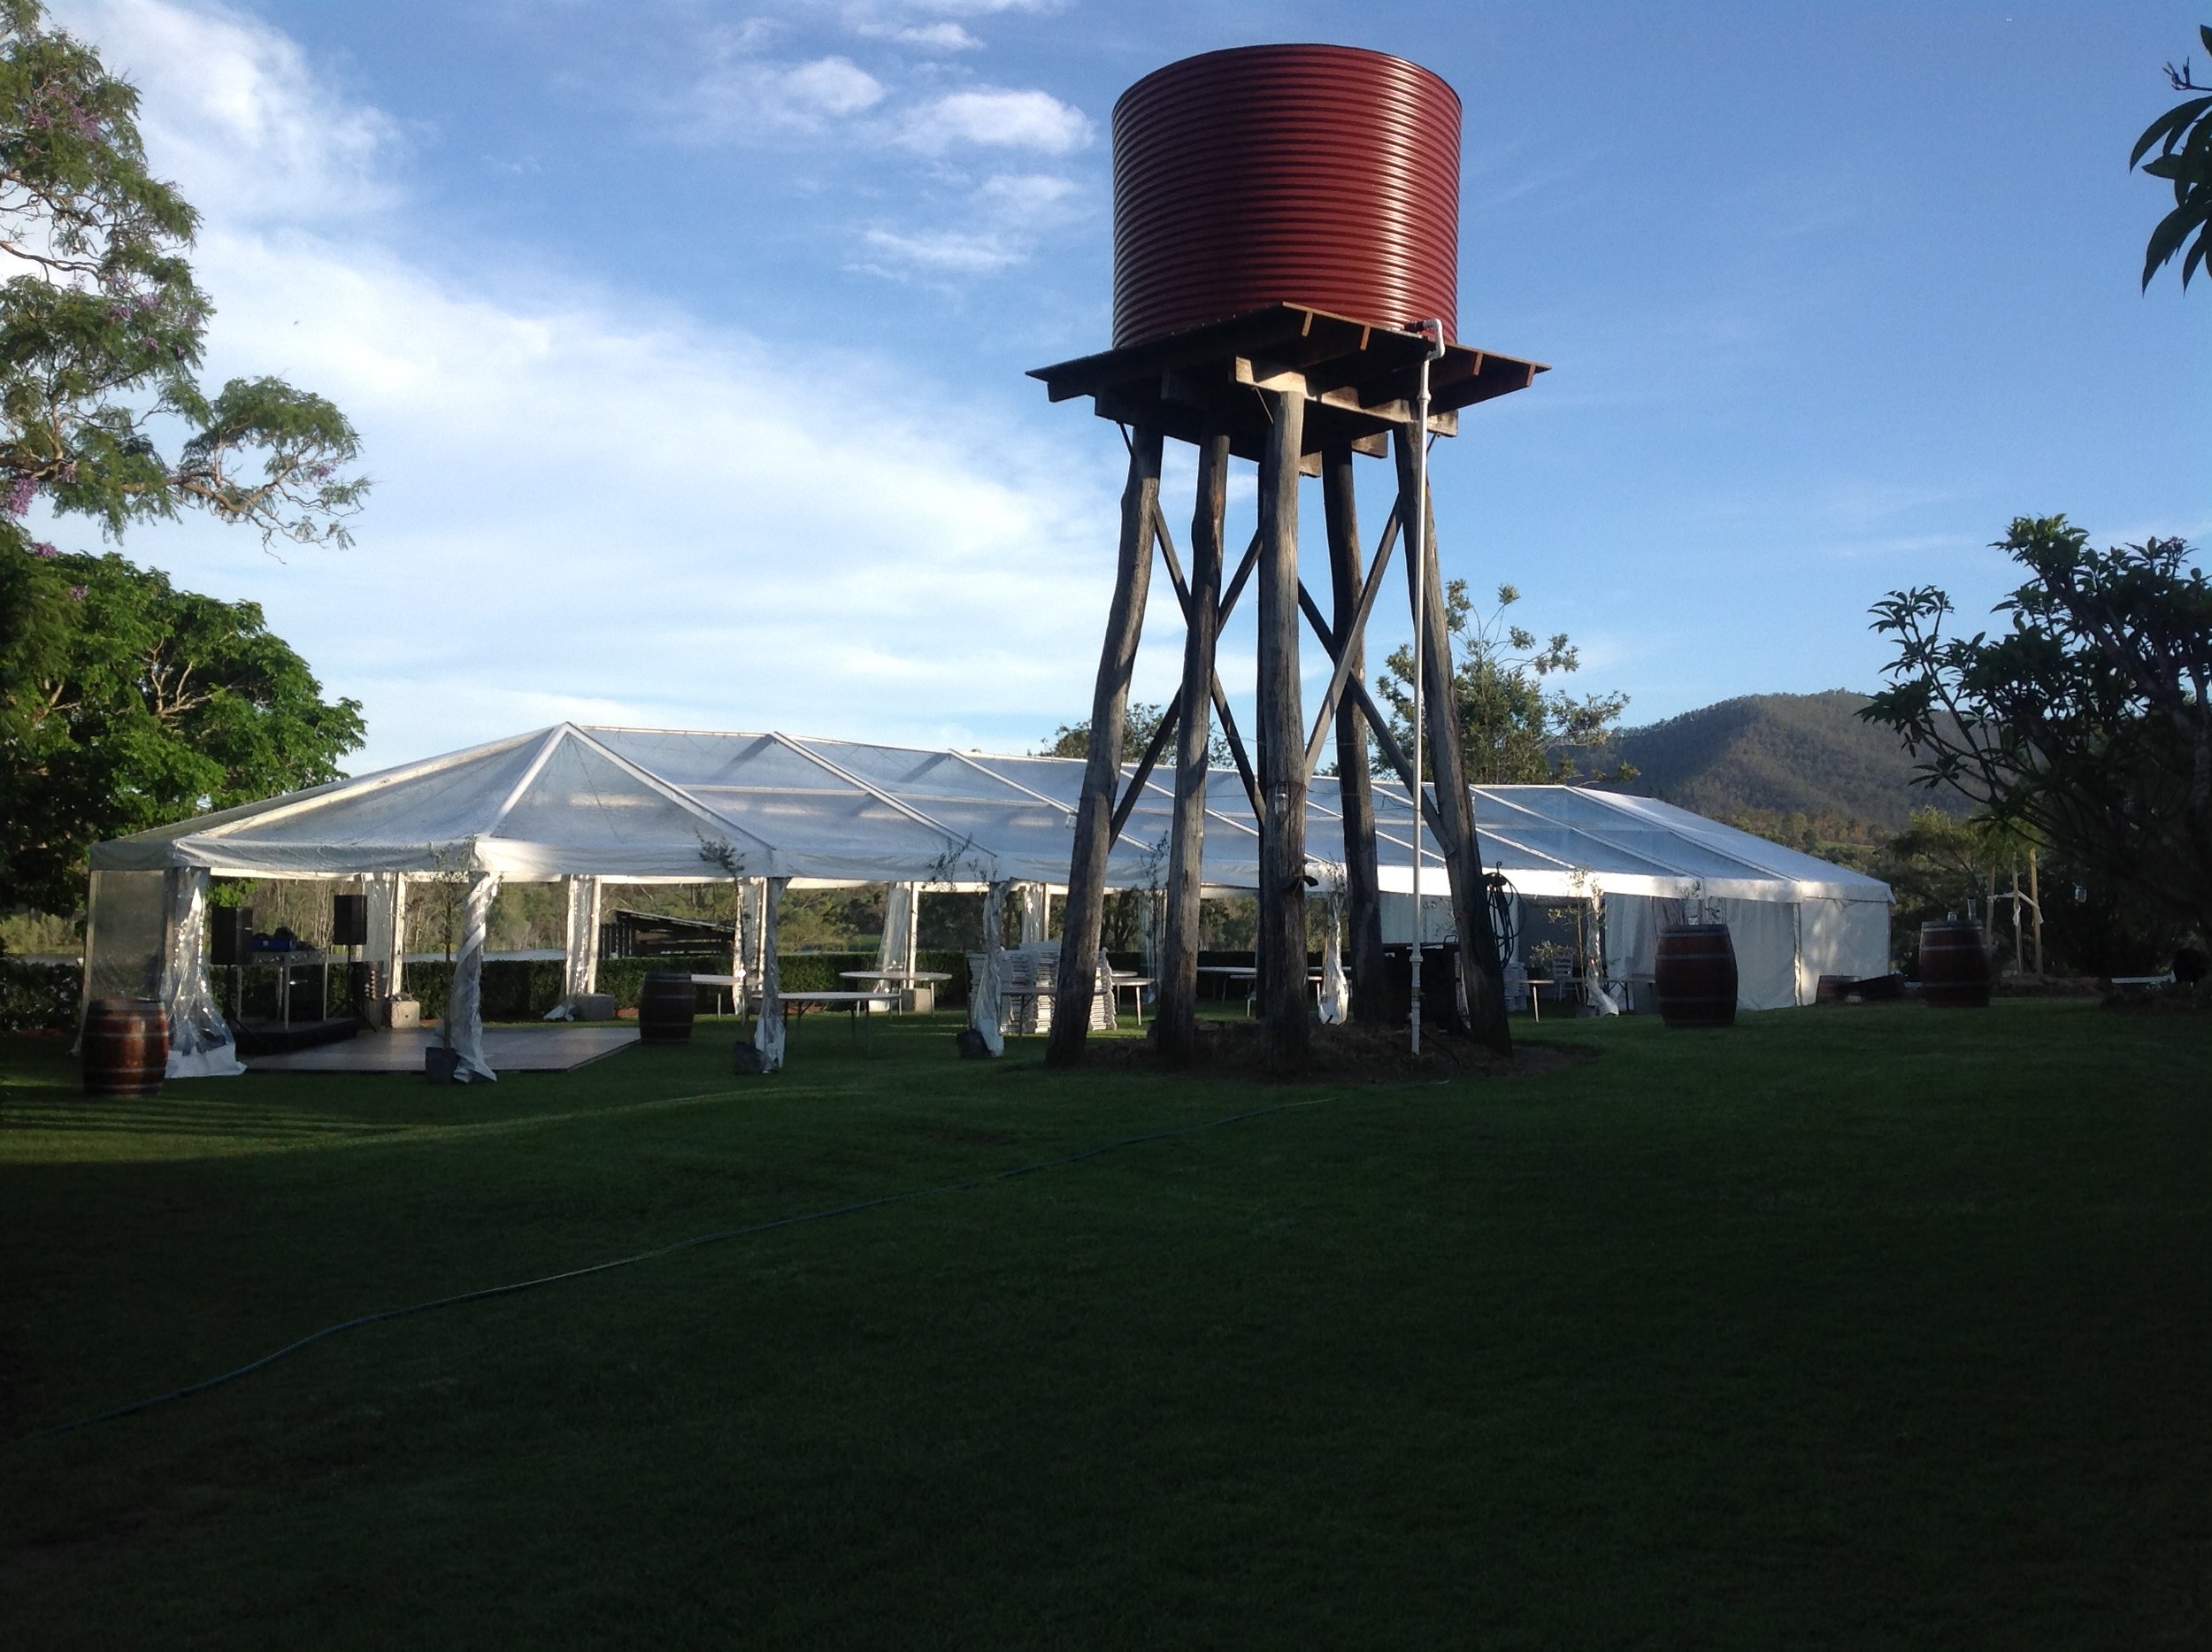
top-left (1322, 439), bottom-right (1386, 1023)
top-left (1256, 388), bottom-right (1310, 1065)
top-left (1157, 417), bottom-right (1230, 1064)
top-left (1048, 424), bottom-right (1162, 1067)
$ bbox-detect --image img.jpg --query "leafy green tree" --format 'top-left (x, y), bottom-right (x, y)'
top-left (0, 0), bottom-right (368, 914)
top-left (1037, 700), bottom-right (1233, 771)
top-left (1378, 580), bottom-right (1632, 787)
top-left (2132, 25), bottom-right (2212, 290)
top-left (1, 550), bottom-right (364, 911)
top-left (1862, 516), bottom-right (2212, 941)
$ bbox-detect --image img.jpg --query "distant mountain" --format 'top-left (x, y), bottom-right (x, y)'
top-left (1598, 689), bottom-right (1960, 831)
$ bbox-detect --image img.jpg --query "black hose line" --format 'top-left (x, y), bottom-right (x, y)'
top-left (19, 1092), bottom-right (1351, 1444)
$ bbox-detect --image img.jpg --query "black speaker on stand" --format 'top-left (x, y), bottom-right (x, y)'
top-left (330, 893), bottom-right (368, 947)
top-left (209, 905), bottom-right (251, 1021)
top-left (209, 905), bottom-right (252, 966)
top-left (331, 892), bottom-right (369, 1016)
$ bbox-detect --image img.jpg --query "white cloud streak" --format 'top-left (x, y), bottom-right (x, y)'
top-left (42, 0), bottom-right (1124, 772)
top-left (58, 0), bottom-right (396, 222)
top-left (905, 88), bottom-right (1090, 154)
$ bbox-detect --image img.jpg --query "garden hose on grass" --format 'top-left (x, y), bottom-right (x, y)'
top-left (19, 1092), bottom-right (1351, 1443)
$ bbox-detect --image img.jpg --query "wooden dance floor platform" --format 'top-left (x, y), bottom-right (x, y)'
top-left (247, 1026), bottom-right (640, 1075)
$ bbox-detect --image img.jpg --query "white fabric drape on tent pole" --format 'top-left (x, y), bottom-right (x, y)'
top-left (736, 877), bottom-right (762, 1007)
top-left (366, 872), bottom-right (408, 1005)
top-left (448, 868), bottom-right (501, 1081)
top-left (972, 880), bottom-right (1009, 1057)
top-left (1319, 890), bottom-right (1348, 1026)
top-left (752, 876), bottom-right (789, 1072)
top-left (160, 868), bottom-right (244, 1077)
top-left (739, 880), bottom-right (757, 1008)
top-left (544, 874), bottom-right (602, 1019)
top-left (876, 881), bottom-right (916, 991)
top-left (1018, 883), bottom-right (1046, 948)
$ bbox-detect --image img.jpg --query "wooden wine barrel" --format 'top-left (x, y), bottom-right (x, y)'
top-left (1655, 924), bottom-right (1738, 1028)
top-left (82, 998), bottom-right (169, 1096)
top-left (1918, 920), bottom-right (1991, 1008)
top-left (637, 972), bottom-right (696, 1045)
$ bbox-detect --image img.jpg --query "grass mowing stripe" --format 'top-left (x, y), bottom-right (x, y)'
top-left (18, 1092), bottom-right (1335, 1443)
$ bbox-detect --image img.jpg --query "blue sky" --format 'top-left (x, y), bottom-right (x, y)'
top-left (42, 1), bottom-right (2212, 773)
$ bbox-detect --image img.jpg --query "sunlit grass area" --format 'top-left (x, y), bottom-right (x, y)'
top-left (3, 1003), bottom-right (2207, 1648)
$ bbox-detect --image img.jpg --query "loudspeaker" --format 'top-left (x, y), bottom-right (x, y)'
top-left (209, 906), bottom-right (252, 967)
top-left (330, 892), bottom-right (368, 948)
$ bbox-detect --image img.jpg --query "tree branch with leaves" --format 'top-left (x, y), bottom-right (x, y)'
top-left (1377, 580), bottom-right (1634, 788)
top-left (1861, 516), bottom-right (2212, 937)
top-left (0, 0), bottom-right (368, 914)
top-left (2132, 23), bottom-right (2212, 291)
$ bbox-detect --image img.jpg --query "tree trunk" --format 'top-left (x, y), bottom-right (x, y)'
top-left (1048, 425), bottom-right (1163, 1067)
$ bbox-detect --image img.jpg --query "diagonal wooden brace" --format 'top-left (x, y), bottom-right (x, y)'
top-left (1301, 503), bottom-right (1402, 779)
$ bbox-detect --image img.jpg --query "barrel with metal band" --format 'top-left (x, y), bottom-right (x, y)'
top-left (636, 971), bottom-right (698, 1044)
top-left (1918, 920), bottom-right (1991, 1008)
top-left (1655, 925), bottom-right (1739, 1029)
top-left (81, 998), bottom-right (169, 1096)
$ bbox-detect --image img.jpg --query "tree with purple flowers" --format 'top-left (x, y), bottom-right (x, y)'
top-left (0, 0), bottom-right (366, 917)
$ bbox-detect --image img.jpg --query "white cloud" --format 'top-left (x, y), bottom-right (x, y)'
top-left (976, 171), bottom-right (1077, 216)
top-left (856, 172), bottom-right (1078, 277)
top-left (856, 20), bottom-right (982, 51)
top-left (905, 88), bottom-right (1090, 154)
top-left (689, 54), bottom-right (887, 134)
top-left (54, 0), bottom-right (397, 222)
top-left (896, 0), bottom-right (1058, 13)
top-left (42, 0), bottom-right (1126, 772)
top-left (858, 226), bottom-right (1020, 272)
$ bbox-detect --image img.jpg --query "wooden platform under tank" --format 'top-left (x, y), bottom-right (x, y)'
top-left (1029, 304), bottom-right (1547, 471)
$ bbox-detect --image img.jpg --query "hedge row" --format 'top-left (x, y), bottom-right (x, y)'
top-left (0, 960), bottom-right (79, 1033)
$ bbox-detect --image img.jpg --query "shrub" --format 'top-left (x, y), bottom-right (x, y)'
top-left (0, 959), bottom-right (81, 1032)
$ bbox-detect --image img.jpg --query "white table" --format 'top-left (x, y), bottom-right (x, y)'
top-left (1193, 964), bottom-right (1323, 1015)
top-left (838, 970), bottom-right (952, 1013)
top-left (779, 989), bottom-right (901, 1047)
top-left (686, 972), bottom-right (752, 1015)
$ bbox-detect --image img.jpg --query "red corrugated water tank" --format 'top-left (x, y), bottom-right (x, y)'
top-left (1111, 43), bottom-right (1461, 350)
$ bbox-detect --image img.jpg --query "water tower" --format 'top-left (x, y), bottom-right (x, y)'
top-left (1033, 43), bottom-right (1546, 1067)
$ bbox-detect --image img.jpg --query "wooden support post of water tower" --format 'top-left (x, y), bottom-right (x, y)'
top-left (1253, 387), bottom-right (1310, 1065)
top-left (1033, 305), bottom-right (1545, 1066)
top-left (1044, 426), bottom-right (1161, 1070)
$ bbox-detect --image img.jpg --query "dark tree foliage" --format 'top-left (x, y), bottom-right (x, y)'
top-left (0, 1), bottom-right (368, 915)
top-left (1037, 700), bottom-right (1233, 772)
top-left (1862, 516), bottom-right (2212, 938)
top-left (1378, 580), bottom-right (1632, 787)
top-left (2132, 25), bottom-right (2212, 291)
top-left (0, 550), bottom-right (363, 911)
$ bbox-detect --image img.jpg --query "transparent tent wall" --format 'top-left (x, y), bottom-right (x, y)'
top-left (83, 870), bottom-right (169, 1007)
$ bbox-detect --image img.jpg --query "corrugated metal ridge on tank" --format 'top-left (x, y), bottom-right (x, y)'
top-left (1111, 42), bottom-right (1461, 350)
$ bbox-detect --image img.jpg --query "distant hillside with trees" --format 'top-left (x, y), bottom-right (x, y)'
top-left (1597, 689), bottom-right (1962, 835)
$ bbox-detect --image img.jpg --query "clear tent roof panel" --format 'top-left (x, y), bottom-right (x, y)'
top-left (88, 723), bottom-right (1888, 903)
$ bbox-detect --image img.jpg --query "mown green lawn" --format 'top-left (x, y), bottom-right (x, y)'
top-left (2, 1003), bottom-right (2206, 1648)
